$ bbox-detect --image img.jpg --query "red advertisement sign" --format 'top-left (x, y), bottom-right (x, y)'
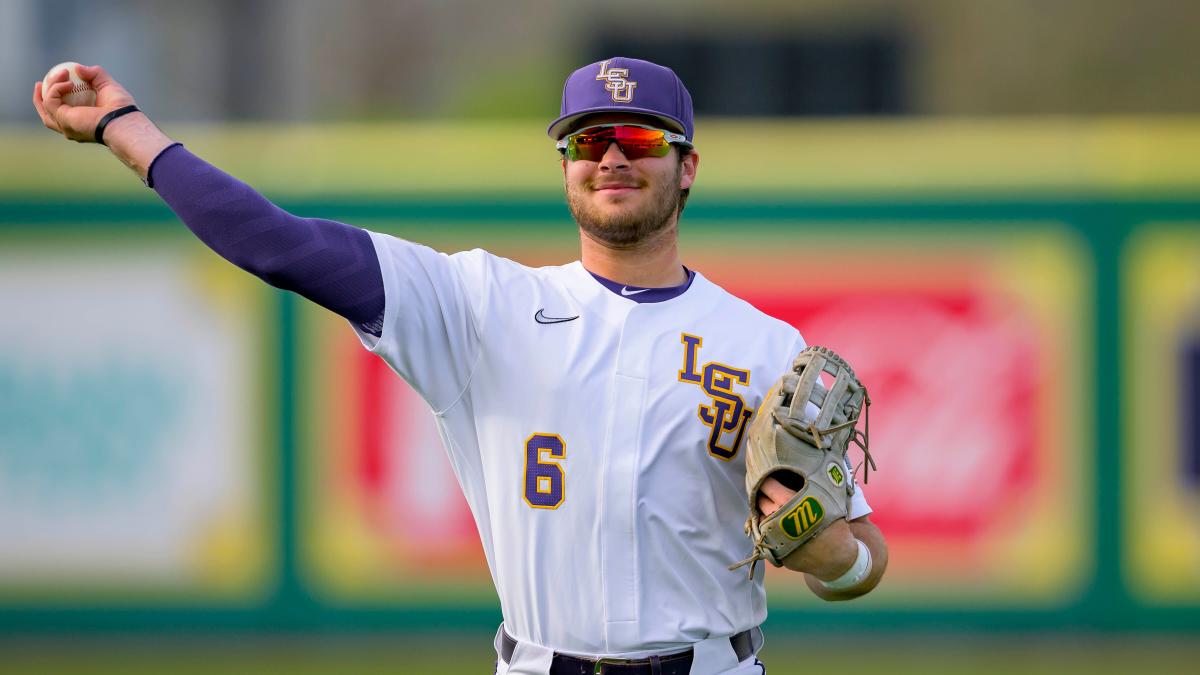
top-left (747, 288), bottom-right (1039, 544)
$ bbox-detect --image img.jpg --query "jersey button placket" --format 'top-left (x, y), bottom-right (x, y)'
top-left (600, 304), bottom-right (650, 649)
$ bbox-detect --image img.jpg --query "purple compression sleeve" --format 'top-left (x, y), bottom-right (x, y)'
top-left (150, 144), bottom-right (385, 336)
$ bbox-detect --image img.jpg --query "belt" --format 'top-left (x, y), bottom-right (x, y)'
top-left (499, 627), bottom-right (757, 675)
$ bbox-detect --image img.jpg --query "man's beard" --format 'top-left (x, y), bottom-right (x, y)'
top-left (566, 166), bottom-right (682, 248)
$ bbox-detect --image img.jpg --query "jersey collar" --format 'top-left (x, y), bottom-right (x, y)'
top-left (561, 260), bottom-right (718, 325)
top-left (586, 267), bottom-right (697, 303)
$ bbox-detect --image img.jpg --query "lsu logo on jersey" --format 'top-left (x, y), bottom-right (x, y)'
top-left (678, 333), bottom-right (752, 461)
top-left (595, 60), bottom-right (637, 103)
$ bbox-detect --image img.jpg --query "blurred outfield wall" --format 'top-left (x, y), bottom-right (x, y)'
top-left (1, 119), bottom-right (1199, 633)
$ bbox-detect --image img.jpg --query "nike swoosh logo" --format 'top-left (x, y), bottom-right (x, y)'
top-left (534, 309), bottom-right (579, 324)
top-left (620, 286), bottom-right (650, 296)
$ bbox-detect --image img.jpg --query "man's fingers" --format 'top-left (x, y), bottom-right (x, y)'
top-left (41, 68), bottom-right (70, 109)
top-left (756, 475), bottom-right (803, 517)
top-left (759, 475), bottom-right (797, 505)
top-left (49, 80), bottom-right (76, 99)
top-left (41, 79), bottom-right (63, 116)
top-left (757, 476), bottom-right (798, 516)
top-left (76, 64), bottom-right (135, 108)
top-left (76, 64), bottom-right (103, 81)
top-left (78, 64), bottom-right (119, 97)
top-left (43, 80), bottom-right (79, 118)
top-left (76, 64), bottom-right (108, 87)
top-left (32, 82), bottom-right (60, 131)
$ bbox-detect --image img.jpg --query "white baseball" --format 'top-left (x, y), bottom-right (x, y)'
top-left (42, 61), bottom-right (96, 107)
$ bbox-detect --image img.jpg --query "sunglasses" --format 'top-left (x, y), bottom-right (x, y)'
top-left (557, 123), bottom-right (692, 162)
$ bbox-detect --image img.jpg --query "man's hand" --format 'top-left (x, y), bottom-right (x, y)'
top-left (33, 64), bottom-right (174, 181)
top-left (758, 475), bottom-right (887, 600)
top-left (757, 476), bottom-right (856, 577)
top-left (757, 475), bottom-right (856, 578)
top-left (33, 64), bottom-right (136, 143)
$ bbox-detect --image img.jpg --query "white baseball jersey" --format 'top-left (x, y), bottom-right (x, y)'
top-left (355, 233), bottom-right (871, 666)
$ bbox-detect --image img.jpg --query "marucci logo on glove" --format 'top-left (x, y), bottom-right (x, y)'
top-left (780, 497), bottom-right (824, 540)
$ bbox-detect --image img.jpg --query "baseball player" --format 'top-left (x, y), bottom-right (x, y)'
top-left (34, 57), bottom-right (887, 675)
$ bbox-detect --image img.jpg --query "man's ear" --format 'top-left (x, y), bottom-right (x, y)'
top-left (680, 150), bottom-right (699, 190)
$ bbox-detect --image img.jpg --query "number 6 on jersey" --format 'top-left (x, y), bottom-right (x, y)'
top-left (524, 433), bottom-right (566, 509)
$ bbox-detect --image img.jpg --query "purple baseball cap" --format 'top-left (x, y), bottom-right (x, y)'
top-left (547, 57), bottom-right (694, 141)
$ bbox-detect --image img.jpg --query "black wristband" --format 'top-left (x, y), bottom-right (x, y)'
top-left (94, 104), bottom-right (140, 146)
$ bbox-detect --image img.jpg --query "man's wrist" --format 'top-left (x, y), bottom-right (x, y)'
top-left (818, 539), bottom-right (872, 591)
top-left (101, 111), bottom-right (176, 183)
top-left (95, 105), bottom-right (141, 145)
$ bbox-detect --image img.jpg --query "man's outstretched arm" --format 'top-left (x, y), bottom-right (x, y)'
top-left (33, 65), bottom-right (384, 335)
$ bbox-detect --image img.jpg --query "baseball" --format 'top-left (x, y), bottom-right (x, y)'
top-left (42, 61), bottom-right (96, 107)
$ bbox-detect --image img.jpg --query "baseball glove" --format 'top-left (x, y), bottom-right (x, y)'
top-left (730, 345), bottom-right (873, 577)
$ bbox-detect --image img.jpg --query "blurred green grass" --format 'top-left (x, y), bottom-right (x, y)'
top-left (2, 633), bottom-right (1197, 675)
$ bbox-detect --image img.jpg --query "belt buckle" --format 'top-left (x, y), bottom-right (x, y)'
top-left (592, 656), bottom-right (634, 674)
top-left (592, 655), bottom-right (665, 674)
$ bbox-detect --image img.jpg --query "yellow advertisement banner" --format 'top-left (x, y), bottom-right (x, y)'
top-left (1123, 225), bottom-right (1200, 604)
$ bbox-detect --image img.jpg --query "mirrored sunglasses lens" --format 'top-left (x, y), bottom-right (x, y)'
top-left (567, 130), bottom-right (610, 161)
top-left (567, 126), bottom-right (672, 161)
top-left (612, 127), bottom-right (671, 159)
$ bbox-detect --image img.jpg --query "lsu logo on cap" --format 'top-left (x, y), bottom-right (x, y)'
top-left (780, 496), bottom-right (824, 540)
top-left (596, 60), bottom-right (636, 103)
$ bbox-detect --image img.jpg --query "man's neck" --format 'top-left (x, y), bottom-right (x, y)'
top-left (579, 225), bottom-right (688, 288)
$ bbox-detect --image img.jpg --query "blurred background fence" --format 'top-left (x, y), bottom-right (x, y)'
top-left (2, 0), bottom-right (1199, 672)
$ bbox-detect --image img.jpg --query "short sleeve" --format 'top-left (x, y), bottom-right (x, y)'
top-left (354, 232), bottom-right (491, 413)
top-left (849, 478), bottom-right (872, 519)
